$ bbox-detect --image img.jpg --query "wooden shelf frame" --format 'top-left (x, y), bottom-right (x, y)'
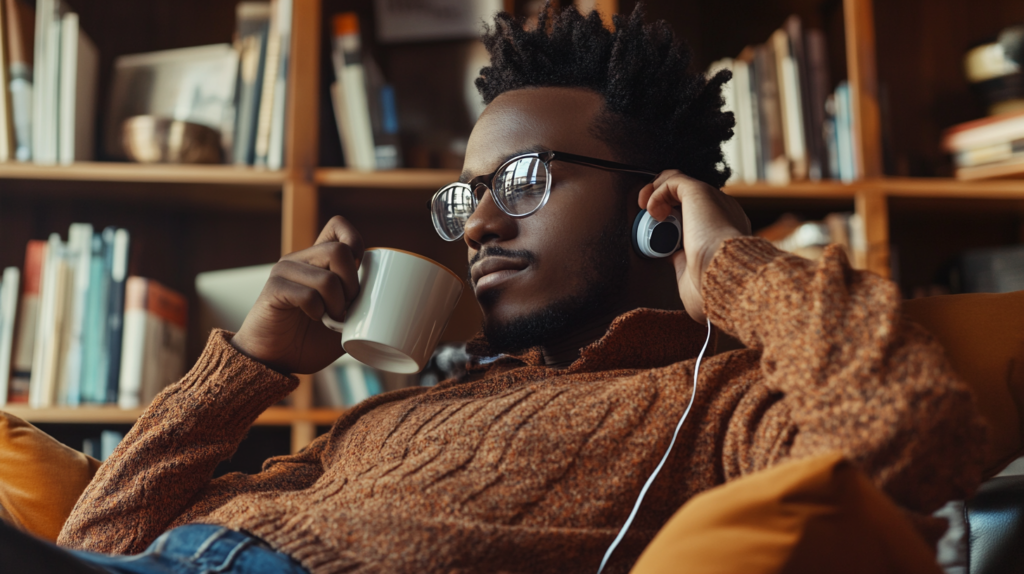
top-left (0, 162), bottom-right (286, 186)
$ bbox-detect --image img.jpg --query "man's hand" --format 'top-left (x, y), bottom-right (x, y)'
top-left (639, 170), bottom-right (751, 323)
top-left (231, 216), bottom-right (365, 374)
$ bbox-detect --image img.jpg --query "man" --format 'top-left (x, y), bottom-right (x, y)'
top-left (3, 5), bottom-right (985, 574)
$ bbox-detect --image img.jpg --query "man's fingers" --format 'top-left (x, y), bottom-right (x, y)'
top-left (270, 260), bottom-right (348, 320)
top-left (281, 242), bottom-right (361, 304)
top-left (314, 215), bottom-right (365, 260)
top-left (264, 275), bottom-right (329, 322)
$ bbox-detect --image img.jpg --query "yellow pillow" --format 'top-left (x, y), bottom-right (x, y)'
top-left (0, 411), bottom-right (101, 541)
top-left (631, 452), bottom-right (942, 574)
top-left (903, 291), bottom-right (1024, 476)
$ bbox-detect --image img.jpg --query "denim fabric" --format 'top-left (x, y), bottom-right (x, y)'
top-left (66, 524), bottom-right (309, 574)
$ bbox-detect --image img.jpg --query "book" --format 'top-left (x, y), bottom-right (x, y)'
top-left (60, 222), bottom-right (92, 405)
top-left (118, 277), bottom-right (187, 409)
top-left (362, 53), bottom-right (402, 169)
top-left (103, 228), bottom-right (129, 403)
top-left (0, 267), bottom-right (19, 406)
top-left (954, 154), bottom-right (1024, 181)
top-left (4, 0), bottom-right (33, 161)
top-left (253, 0), bottom-right (281, 167)
top-left (954, 139), bottom-right (1024, 168)
top-left (331, 12), bottom-right (376, 171)
top-left (731, 57), bottom-right (759, 184)
top-left (31, 0), bottom-right (63, 165)
top-left (834, 81), bottom-right (856, 182)
top-left (755, 42), bottom-right (788, 184)
top-left (29, 233), bottom-right (69, 407)
top-left (79, 229), bottom-right (111, 404)
top-left (941, 108), bottom-right (1024, 153)
top-left (266, 0), bottom-right (293, 171)
top-left (233, 2), bottom-right (271, 165)
top-left (9, 240), bottom-right (45, 403)
top-left (738, 46), bottom-right (764, 182)
top-left (57, 11), bottom-right (97, 164)
top-left (771, 26), bottom-right (807, 181)
top-left (0, 0), bottom-right (15, 161)
top-left (804, 27), bottom-right (831, 181)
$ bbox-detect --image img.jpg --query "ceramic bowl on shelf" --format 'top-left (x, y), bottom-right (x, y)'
top-left (121, 115), bottom-right (223, 164)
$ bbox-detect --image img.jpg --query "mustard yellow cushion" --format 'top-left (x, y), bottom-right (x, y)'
top-left (631, 452), bottom-right (942, 574)
top-left (903, 291), bottom-right (1024, 476)
top-left (0, 411), bottom-right (101, 541)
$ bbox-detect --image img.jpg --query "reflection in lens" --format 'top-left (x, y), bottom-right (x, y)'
top-left (431, 184), bottom-right (475, 241)
top-left (495, 157), bottom-right (547, 215)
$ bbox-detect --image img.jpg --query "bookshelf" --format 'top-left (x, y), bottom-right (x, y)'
top-left (2, 0), bottom-right (1023, 455)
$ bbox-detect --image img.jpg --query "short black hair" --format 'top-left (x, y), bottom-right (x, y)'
top-left (476, 3), bottom-right (734, 189)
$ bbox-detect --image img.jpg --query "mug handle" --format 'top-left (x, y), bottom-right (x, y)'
top-left (321, 313), bottom-right (345, 333)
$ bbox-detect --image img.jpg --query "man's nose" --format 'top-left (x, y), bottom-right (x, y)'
top-left (463, 186), bottom-right (518, 250)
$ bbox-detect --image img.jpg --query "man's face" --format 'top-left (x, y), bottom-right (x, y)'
top-left (461, 87), bottom-right (638, 352)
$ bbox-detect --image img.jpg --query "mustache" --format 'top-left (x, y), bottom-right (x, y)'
top-left (467, 246), bottom-right (536, 282)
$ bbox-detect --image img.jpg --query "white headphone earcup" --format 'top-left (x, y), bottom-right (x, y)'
top-left (632, 209), bottom-right (682, 259)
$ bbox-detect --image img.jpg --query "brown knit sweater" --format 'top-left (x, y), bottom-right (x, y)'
top-left (58, 238), bottom-right (987, 574)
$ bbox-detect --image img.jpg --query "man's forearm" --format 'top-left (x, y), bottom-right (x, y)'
top-left (58, 329), bottom-right (298, 554)
top-left (703, 237), bottom-right (988, 512)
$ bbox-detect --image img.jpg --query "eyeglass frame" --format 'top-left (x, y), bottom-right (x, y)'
top-left (428, 150), bottom-right (661, 241)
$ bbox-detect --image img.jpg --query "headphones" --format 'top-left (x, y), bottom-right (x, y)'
top-left (631, 209), bottom-right (682, 259)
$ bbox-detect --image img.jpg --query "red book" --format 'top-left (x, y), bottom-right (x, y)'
top-left (8, 240), bottom-right (47, 403)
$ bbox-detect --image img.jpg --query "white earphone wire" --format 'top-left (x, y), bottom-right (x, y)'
top-left (595, 317), bottom-right (713, 574)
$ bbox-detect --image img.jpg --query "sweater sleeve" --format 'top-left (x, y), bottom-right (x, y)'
top-left (703, 237), bottom-right (988, 513)
top-left (57, 330), bottom-right (327, 554)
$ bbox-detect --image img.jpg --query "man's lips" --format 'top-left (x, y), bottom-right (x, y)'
top-left (471, 257), bottom-right (529, 291)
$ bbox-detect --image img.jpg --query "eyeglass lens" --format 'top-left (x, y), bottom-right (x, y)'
top-left (431, 156), bottom-right (551, 241)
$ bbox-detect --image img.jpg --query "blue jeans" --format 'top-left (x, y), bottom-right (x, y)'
top-left (0, 522), bottom-right (309, 574)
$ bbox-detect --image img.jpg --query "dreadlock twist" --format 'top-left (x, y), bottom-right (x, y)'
top-left (476, 3), bottom-right (734, 188)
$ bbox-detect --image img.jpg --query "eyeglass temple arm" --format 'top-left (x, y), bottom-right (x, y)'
top-left (549, 151), bottom-right (660, 177)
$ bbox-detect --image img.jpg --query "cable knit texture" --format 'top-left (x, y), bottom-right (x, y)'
top-left (57, 237), bottom-right (988, 574)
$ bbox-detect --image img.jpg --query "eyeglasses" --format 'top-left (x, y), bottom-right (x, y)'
top-left (429, 150), bottom-right (659, 241)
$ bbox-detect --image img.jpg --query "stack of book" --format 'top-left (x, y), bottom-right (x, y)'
top-left (0, 225), bottom-right (188, 410)
top-left (709, 15), bottom-right (858, 185)
top-left (941, 109), bottom-right (1024, 180)
top-left (0, 0), bottom-right (99, 164)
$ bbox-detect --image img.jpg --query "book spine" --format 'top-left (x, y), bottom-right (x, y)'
top-left (805, 29), bottom-right (831, 181)
top-left (233, 2), bottom-right (271, 166)
top-left (60, 222), bottom-right (92, 405)
top-left (0, 266), bottom-right (20, 406)
top-left (253, 0), bottom-right (280, 166)
top-left (835, 82), bottom-right (855, 182)
top-left (0, 0), bottom-right (14, 161)
top-left (57, 11), bottom-right (76, 165)
top-left (138, 279), bottom-right (186, 406)
top-left (104, 228), bottom-right (129, 403)
top-left (5, 0), bottom-right (32, 161)
top-left (117, 276), bottom-right (146, 409)
top-left (29, 233), bottom-right (61, 407)
top-left (332, 13), bottom-right (376, 171)
top-left (9, 239), bottom-right (45, 403)
top-left (266, 0), bottom-right (292, 171)
top-left (80, 231), bottom-right (109, 404)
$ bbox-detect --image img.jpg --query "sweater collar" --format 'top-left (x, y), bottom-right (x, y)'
top-left (466, 308), bottom-right (708, 374)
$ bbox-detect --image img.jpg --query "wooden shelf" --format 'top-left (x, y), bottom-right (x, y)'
top-left (0, 162), bottom-right (286, 187)
top-left (879, 177), bottom-right (1024, 199)
top-left (3, 405), bottom-right (347, 426)
top-left (315, 168), bottom-right (460, 190)
top-left (724, 180), bottom-right (861, 198)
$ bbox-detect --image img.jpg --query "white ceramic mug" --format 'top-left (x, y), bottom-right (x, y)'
top-left (321, 248), bottom-right (464, 374)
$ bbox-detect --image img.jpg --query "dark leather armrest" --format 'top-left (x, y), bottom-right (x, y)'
top-left (966, 474), bottom-right (1024, 574)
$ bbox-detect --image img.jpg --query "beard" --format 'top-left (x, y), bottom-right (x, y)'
top-left (475, 213), bottom-right (632, 354)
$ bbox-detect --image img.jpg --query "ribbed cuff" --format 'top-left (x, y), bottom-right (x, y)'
top-left (701, 237), bottom-right (787, 342)
top-left (139, 329), bottom-right (299, 439)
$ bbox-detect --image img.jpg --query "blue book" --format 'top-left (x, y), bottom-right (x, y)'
top-left (103, 228), bottom-right (130, 404)
top-left (80, 231), bottom-right (111, 403)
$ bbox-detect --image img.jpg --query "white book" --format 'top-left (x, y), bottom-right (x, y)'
top-left (835, 82), bottom-right (856, 183)
top-left (60, 223), bottom-right (92, 405)
top-left (772, 29), bottom-right (807, 181)
top-left (32, 0), bottom-right (62, 165)
top-left (0, 267), bottom-right (20, 406)
top-left (266, 0), bottom-right (293, 171)
top-left (732, 60), bottom-right (759, 185)
top-left (709, 59), bottom-right (741, 185)
top-left (253, 0), bottom-right (280, 167)
top-left (29, 233), bottom-right (65, 407)
top-left (331, 19), bottom-right (376, 171)
top-left (57, 12), bottom-right (98, 164)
